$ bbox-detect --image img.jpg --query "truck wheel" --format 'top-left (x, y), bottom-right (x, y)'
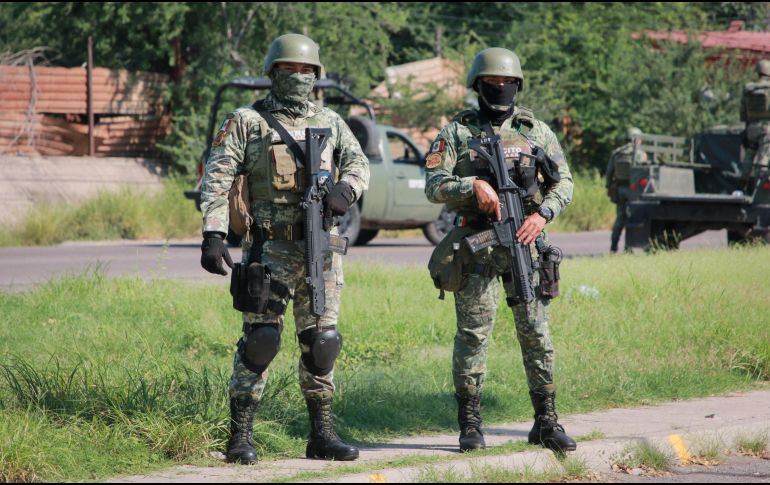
top-left (649, 221), bottom-right (680, 251)
top-left (728, 229), bottom-right (770, 246)
top-left (338, 203), bottom-right (361, 246)
top-left (422, 206), bottom-right (455, 246)
top-left (226, 229), bottom-right (243, 247)
top-left (354, 229), bottom-right (379, 246)
top-left (346, 115), bottom-right (381, 158)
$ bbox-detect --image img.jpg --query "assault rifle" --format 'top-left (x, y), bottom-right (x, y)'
top-left (464, 135), bottom-right (561, 310)
top-left (302, 128), bottom-right (349, 318)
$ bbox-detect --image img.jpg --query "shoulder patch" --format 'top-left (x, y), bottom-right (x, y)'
top-left (425, 152), bottom-right (442, 169)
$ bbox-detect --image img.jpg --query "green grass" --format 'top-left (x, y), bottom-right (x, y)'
top-left (735, 430), bottom-right (769, 457)
top-left (0, 178), bottom-right (200, 247)
top-left (415, 455), bottom-right (589, 483)
top-left (0, 246), bottom-right (769, 480)
top-left (550, 170), bottom-right (614, 232)
top-left (613, 440), bottom-right (676, 472)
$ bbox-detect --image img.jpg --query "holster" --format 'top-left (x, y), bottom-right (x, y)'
top-left (230, 262), bottom-right (290, 315)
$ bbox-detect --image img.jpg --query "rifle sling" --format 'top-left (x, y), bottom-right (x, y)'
top-left (254, 100), bottom-right (307, 169)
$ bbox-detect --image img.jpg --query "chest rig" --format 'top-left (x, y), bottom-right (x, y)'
top-left (472, 111), bottom-right (540, 204)
top-left (245, 101), bottom-right (335, 206)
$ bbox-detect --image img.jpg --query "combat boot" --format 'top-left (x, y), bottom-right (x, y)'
top-left (226, 395), bottom-right (259, 464)
top-left (528, 385), bottom-right (577, 453)
top-left (305, 392), bottom-right (359, 461)
top-left (456, 387), bottom-right (486, 452)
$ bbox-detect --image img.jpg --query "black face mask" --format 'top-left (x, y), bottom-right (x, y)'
top-left (478, 81), bottom-right (518, 124)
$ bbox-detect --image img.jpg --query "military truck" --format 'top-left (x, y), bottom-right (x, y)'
top-left (184, 77), bottom-right (452, 246)
top-left (623, 126), bottom-right (770, 250)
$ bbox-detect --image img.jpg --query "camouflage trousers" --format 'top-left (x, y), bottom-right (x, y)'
top-left (746, 121), bottom-right (770, 168)
top-left (228, 238), bottom-right (343, 401)
top-left (452, 242), bottom-right (554, 395)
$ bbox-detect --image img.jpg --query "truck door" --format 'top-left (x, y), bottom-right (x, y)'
top-left (385, 130), bottom-right (435, 220)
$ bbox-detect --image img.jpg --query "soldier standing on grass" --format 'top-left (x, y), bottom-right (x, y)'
top-left (741, 60), bottom-right (770, 172)
top-left (424, 48), bottom-right (576, 453)
top-left (606, 127), bottom-right (647, 253)
top-left (199, 33), bottom-right (369, 464)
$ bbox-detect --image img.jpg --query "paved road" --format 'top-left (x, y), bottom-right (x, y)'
top-left (0, 230), bottom-right (728, 291)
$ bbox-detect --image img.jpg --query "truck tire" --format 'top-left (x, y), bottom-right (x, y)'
top-left (354, 229), bottom-right (379, 246)
top-left (346, 115), bottom-right (381, 158)
top-left (728, 228), bottom-right (770, 246)
top-left (338, 203), bottom-right (361, 247)
top-left (422, 206), bottom-right (455, 246)
top-left (649, 221), bottom-right (680, 251)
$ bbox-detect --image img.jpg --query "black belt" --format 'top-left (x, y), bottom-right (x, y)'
top-left (251, 223), bottom-right (304, 241)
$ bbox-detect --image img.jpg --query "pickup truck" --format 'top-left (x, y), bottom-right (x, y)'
top-left (184, 77), bottom-right (452, 246)
top-left (624, 126), bottom-right (770, 250)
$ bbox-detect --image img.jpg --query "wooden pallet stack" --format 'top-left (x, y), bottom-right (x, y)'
top-left (0, 65), bottom-right (170, 157)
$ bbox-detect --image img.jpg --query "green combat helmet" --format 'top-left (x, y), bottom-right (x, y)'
top-left (627, 127), bottom-right (642, 141)
top-left (466, 47), bottom-right (523, 90)
top-left (263, 33), bottom-right (325, 78)
top-left (757, 59), bottom-right (770, 78)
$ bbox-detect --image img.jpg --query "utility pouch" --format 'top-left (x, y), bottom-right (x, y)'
top-left (231, 262), bottom-right (271, 313)
top-left (428, 227), bottom-right (472, 298)
top-left (537, 245), bottom-right (563, 300)
top-left (228, 174), bottom-right (253, 236)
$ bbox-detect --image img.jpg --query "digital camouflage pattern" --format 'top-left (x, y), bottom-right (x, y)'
top-left (425, 107), bottom-right (572, 395)
top-left (424, 107), bottom-right (573, 219)
top-left (201, 91), bottom-right (369, 401)
top-left (229, 239), bottom-right (343, 400)
top-left (201, 93), bottom-right (369, 235)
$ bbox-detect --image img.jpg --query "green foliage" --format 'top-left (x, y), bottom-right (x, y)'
top-left (0, 3), bottom-right (767, 171)
top-left (734, 431), bottom-right (769, 457)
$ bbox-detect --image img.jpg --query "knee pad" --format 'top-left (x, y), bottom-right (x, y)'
top-left (298, 327), bottom-right (342, 376)
top-left (239, 323), bottom-right (281, 374)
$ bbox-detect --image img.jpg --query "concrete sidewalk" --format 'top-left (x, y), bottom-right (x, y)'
top-left (110, 389), bottom-right (770, 483)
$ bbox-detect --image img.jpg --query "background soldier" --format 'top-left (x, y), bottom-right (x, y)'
top-left (741, 60), bottom-right (770, 173)
top-left (199, 33), bottom-right (369, 464)
top-left (606, 127), bottom-right (646, 253)
top-left (424, 48), bottom-right (576, 453)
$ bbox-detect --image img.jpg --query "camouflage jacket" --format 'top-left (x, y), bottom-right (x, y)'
top-left (201, 94), bottom-right (369, 234)
top-left (424, 107), bottom-right (573, 220)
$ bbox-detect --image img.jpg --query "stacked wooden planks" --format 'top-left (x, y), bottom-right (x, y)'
top-left (0, 65), bottom-right (170, 157)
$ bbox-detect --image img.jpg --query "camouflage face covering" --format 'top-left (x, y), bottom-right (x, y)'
top-left (271, 71), bottom-right (316, 115)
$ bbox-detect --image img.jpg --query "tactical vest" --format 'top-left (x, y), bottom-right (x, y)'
top-left (448, 108), bottom-right (542, 214)
top-left (744, 81), bottom-right (770, 123)
top-left (611, 144), bottom-right (634, 182)
top-left (245, 108), bottom-right (335, 206)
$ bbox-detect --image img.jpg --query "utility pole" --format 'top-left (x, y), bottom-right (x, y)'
top-left (434, 26), bottom-right (444, 58)
top-left (87, 36), bottom-right (95, 157)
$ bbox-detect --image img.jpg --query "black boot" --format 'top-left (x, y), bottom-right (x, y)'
top-left (226, 396), bottom-right (259, 464)
top-left (528, 385), bottom-right (577, 453)
top-left (305, 393), bottom-right (359, 461)
top-left (456, 387), bottom-right (486, 452)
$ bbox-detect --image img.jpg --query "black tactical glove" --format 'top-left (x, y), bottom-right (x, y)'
top-left (201, 232), bottom-right (234, 276)
top-left (323, 181), bottom-right (354, 217)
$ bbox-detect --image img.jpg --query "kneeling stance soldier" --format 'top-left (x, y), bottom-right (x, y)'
top-left (425, 47), bottom-right (576, 453)
top-left (199, 34), bottom-right (369, 464)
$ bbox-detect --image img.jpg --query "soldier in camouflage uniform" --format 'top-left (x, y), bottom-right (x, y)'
top-left (199, 33), bottom-right (369, 464)
top-left (424, 48), bottom-right (576, 453)
top-left (741, 60), bottom-right (770, 171)
top-left (606, 127), bottom-right (647, 253)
